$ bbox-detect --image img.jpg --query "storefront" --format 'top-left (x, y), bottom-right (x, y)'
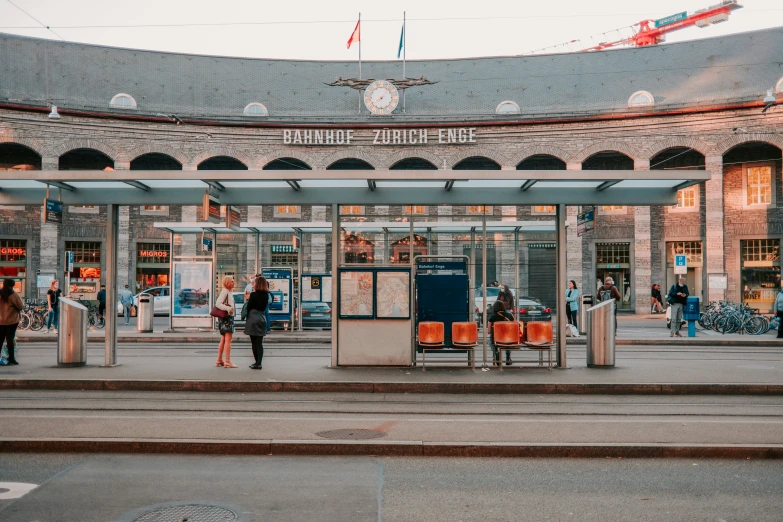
top-left (596, 242), bottom-right (632, 310)
top-left (65, 241), bottom-right (101, 297)
top-left (740, 239), bottom-right (780, 311)
top-left (665, 241), bottom-right (703, 300)
top-left (136, 242), bottom-right (170, 291)
top-left (0, 239), bottom-right (27, 296)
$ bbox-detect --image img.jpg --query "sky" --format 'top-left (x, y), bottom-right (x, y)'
top-left (0, 0), bottom-right (781, 60)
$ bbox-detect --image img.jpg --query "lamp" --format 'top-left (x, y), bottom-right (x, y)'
top-left (762, 90), bottom-right (778, 114)
top-left (48, 106), bottom-right (60, 119)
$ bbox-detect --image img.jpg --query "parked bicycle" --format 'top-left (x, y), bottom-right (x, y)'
top-left (697, 300), bottom-right (771, 335)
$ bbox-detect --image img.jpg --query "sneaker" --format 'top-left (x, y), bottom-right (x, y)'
top-left (670, 332), bottom-right (674, 337)
top-left (676, 332), bottom-right (682, 337)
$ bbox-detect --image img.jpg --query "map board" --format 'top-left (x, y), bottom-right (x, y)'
top-left (340, 271), bottom-right (373, 318)
top-left (376, 271), bottom-right (410, 319)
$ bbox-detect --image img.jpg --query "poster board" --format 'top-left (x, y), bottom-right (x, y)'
top-left (172, 262), bottom-right (212, 328)
top-left (322, 276), bottom-right (333, 303)
top-left (262, 267), bottom-right (293, 322)
top-left (339, 270), bottom-right (374, 318)
top-left (376, 271), bottom-right (410, 319)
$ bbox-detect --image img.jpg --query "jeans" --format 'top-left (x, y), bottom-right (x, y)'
top-left (670, 303), bottom-right (684, 334)
top-left (566, 307), bottom-right (577, 331)
top-left (46, 304), bottom-right (59, 330)
top-left (0, 323), bottom-right (18, 363)
top-left (123, 304), bottom-right (132, 324)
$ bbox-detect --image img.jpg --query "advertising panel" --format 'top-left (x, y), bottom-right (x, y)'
top-left (261, 268), bottom-right (292, 317)
top-left (172, 262), bottom-right (212, 316)
top-left (302, 276), bottom-right (321, 302)
top-left (322, 276), bottom-right (333, 303)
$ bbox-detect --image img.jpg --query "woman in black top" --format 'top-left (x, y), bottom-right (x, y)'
top-left (651, 284), bottom-right (664, 314)
top-left (487, 300), bottom-right (514, 366)
top-left (244, 276), bottom-right (270, 369)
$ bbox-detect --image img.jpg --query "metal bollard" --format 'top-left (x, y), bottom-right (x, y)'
top-left (585, 299), bottom-right (615, 368)
top-left (57, 297), bottom-right (88, 367)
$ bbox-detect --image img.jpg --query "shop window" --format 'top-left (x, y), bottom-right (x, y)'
top-left (136, 242), bottom-right (170, 290)
top-left (404, 206), bottom-right (428, 215)
top-left (741, 239), bottom-right (780, 311)
top-left (274, 205), bottom-right (301, 218)
top-left (0, 239), bottom-right (26, 296)
top-left (670, 187), bottom-right (698, 212)
top-left (596, 243), bottom-right (630, 265)
top-left (141, 205), bottom-right (168, 215)
top-left (532, 206), bottom-right (556, 214)
top-left (467, 206), bottom-right (493, 215)
top-left (744, 164), bottom-right (774, 207)
top-left (340, 205), bottom-right (364, 215)
top-left (65, 241), bottom-right (101, 295)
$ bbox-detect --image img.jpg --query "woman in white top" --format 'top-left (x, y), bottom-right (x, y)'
top-left (215, 276), bottom-right (237, 368)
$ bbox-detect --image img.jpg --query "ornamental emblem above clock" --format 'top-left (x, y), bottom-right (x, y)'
top-left (363, 80), bottom-right (399, 115)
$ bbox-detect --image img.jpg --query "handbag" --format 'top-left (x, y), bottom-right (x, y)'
top-left (210, 292), bottom-right (229, 319)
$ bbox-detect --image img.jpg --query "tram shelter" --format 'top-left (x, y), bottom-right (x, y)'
top-left (0, 168), bottom-right (710, 369)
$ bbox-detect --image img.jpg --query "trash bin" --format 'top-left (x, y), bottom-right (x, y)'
top-left (137, 294), bottom-right (154, 333)
top-left (579, 295), bottom-right (593, 334)
top-left (585, 298), bottom-right (615, 368)
top-left (57, 297), bottom-right (88, 367)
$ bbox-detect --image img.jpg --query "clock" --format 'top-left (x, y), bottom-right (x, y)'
top-left (364, 80), bottom-right (399, 115)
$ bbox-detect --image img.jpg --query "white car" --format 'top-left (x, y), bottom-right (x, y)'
top-left (117, 286), bottom-right (171, 316)
top-left (474, 286), bottom-right (516, 322)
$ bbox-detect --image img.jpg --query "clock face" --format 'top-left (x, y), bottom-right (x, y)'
top-left (364, 80), bottom-right (399, 115)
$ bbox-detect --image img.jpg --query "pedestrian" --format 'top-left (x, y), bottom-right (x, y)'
top-left (119, 284), bottom-right (134, 325)
top-left (775, 287), bottom-right (783, 339)
top-left (215, 276), bottom-right (237, 368)
top-left (244, 275), bottom-right (256, 301)
top-left (651, 283), bottom-right (664, 314)
top-left (597, 277), bottom-right (622, 333)
top-left (97, 284), bottom-right (106, 320)
top-left (565, 280), bottom-right (579, 332)
top-left (487, 300), bottom-right (514, 366)
top-left (0, 279), bottom-right (24, 365)
top-left (667, 276), bottom-right (689, 337)
top-left (46, 279), bottom-right (62, 333)
top-left (596, 278), bottom-right (603, 294)
top-left (498, 285), bottom-right (515, 315)
top-left (244, 276), bottom-right (270, 369)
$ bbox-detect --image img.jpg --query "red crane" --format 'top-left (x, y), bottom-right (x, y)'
top-left (582, 1), bottom-right (743, 52)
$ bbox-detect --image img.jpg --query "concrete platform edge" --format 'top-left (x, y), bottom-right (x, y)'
top-left (0, 439), bottom-right (781, 459)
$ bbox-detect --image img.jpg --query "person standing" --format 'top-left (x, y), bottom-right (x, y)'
top-left (96, 284), bottom-right (106, 320)
top-left (244, 276), bottom-right (270, 369)
top-left (597, 277), bottom-right (622, 334)
top-left (46, 279), bottom-right (62, 333)
top-left (0, 279), bottom-right (24, 365)
top-left (667, 277), bottom-right (689, 337)
top-left (119, 284), bottom-right (134, 325)
top-left (565, 280), bottom-right (579, 331)
top-left (498, 285), bottom-right (515, 316)
top-left (775, 287), bottom-right (783, 339)
top-left (215, 276), bottom-right (236, 368)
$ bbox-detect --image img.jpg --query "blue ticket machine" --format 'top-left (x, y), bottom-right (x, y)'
top-left (684, 296), bottom-right (700, 337)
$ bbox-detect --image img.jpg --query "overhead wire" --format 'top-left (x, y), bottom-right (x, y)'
top-left (4, 0), bottom-right (63, 40)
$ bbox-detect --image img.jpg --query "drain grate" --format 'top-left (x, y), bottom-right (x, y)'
top-left (316, 428), bottom-right (387, 440)
top-left (132, 504), bottom-right (237, 522)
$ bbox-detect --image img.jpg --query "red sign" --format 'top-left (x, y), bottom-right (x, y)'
top-left (139, 251), bottom-right (168, 258)
top-left (0, 247), bottom-right (25, 256)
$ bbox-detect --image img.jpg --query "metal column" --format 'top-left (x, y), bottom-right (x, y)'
top-left (212, 231), bottom-right (218, 331)
top-left (514, 229), bottom-right (520, 321)
top-left (469, 229), bottom-right (475, 323)
top-left (104, 204), bottom-right (119, 366)
top-left (409, 219), bottom-right (414, 266)
top-left (481, 214), bottom-right (487, 367)
top-left (168, 231), bottom-right (174, 333)
top-left (330, 204), bottom-right (339, 367)
top-left (556, 204), bottom-right (567, 368)
top-left (297, 231), bottom-right (303, 331)
top-left (254, 233), bottom-right (260, 275)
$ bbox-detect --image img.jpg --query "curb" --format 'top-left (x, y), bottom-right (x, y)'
top-left (1, 439), bottom-right (781, 459)
top-left (0, 380), bottom-right (780, 395)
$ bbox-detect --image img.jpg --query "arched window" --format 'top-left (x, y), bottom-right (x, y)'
top-left (327, 158), bottom-right (374, 170)
top-left (390, 158), bottom-right (438, 170)
top-left (243, 103), bottom-right (268, 117)
top-left (628, 91), bottom-right (654, 108)
top-left (453, 156), bottom-right (501, 170)
top-left (197, 156), bottom-right (248, 170)
top-left (109, 93), bottom-right (137, 109)
top-left (495, 101), bottom-right (520, 114)
top-left (263, 158), bottom-right (312, 170)
top-left (775, 77), bottom-right (783, 94)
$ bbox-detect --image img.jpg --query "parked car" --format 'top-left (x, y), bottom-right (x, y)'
top-left (178, 288), bottom-right (208, 303)
top-left (515, 296), bottom-right (552, 323)
top-left (116, 286), bottom-right (170, 316)
top-left (300, 301), bottom-right (332, 329)
top-left (474, 286), bottom-right (516, 323)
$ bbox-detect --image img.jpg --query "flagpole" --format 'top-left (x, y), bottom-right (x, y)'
top-left (403, 11), bottom-right (407, 112)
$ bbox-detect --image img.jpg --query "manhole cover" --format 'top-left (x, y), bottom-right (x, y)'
top-left (316, 428), bottom-right (386, 440)
top-left (118, 501), bottom-right (248, 522)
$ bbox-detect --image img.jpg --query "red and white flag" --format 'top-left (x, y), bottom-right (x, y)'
top-left (347, 20), bottom-right (360, 49)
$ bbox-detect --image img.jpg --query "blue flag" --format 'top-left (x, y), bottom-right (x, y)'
top-left (397, 23), bottom-right (404, 59)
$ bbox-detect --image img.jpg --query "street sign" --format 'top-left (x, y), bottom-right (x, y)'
top-left (654, 11), bottom-right (687, 27)
top-left (202, 237), bottom-right (213, 252)
top-left (674, 254), bottom-right (687, 275)
top-left (416, 261), bottom-right (467, 272)
top-left (43, 198), bottom-right (63, 224)
top-left (202, 192), bottom-right (221, 224)
top-left (577, 207), bottom-right (595, 237)
top-left (225, 205), bottom-right (241, 231)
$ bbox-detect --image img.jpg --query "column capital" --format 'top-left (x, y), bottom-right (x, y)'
top-left (634, 159), bottom-right (650, 170)
top-left (705, 155), bottom-right (723, 166)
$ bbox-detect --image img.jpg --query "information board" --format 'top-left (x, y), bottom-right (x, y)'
top-left (674, 254), bottom-right (688, 275)
top-left (339, 271), bottom-right (373, 318)
top-left (376, 271), bottom-right (410, 318)
top-left (261, 268), bottom-right (293, 318)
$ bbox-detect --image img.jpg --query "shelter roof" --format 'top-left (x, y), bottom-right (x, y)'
top-left (1, 27), bottom-right (781, 123)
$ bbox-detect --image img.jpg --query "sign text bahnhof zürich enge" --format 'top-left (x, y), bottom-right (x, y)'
top-left (282, 127), bottom-right (478, 146)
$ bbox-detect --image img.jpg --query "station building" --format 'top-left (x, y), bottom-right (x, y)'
top-left (0, 27), bottom-right (782, 313)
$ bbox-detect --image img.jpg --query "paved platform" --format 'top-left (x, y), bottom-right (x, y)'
top-left (2, 343), bottom-right (782, 394)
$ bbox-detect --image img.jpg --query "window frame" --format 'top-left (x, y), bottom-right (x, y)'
top-left (140, 205), bottom-right (169, 216)
top-left (109, 93), bottom-right (137, 109)
top-left (466, 205), bottom-right (494, 215)
top-left (404, 205), bottom-right (428, 215)
top-left (495, 100), bottom-right (520, 114)
top-left (273, 205), bottom-right (302, 218)
top-left (669, 186), bottom-right (699, 213)
top-left (627, 90), bottom-right (654, 108)
top-left (531, 205), bottom-right (556, 215)
top-left (742, 162), bottom-right (775, 209)
top-left (340, 205), bottom-right (365, 215)
top-left (243, 103), bottom-right (269, 117)
top-left (599, 206), bottom-right (626, 215)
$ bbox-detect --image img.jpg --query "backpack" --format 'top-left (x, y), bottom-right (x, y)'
top-left (598, 286), bottom-right (612, 303)
top-left (666, 285), bottom-right (676, 305)
top-left (566, 324), bottom-right (579, 338)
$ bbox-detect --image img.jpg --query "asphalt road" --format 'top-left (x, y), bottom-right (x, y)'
top-left (0, 454), bottom-right (781, 521)
top-left (1, 391), bottom-right (782, 445)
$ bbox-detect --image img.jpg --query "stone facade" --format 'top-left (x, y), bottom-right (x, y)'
top-left (1, 107), bottom-right (783, 311)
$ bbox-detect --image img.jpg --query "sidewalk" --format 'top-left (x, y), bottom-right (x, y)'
top-left (2, 344), bottom-right (782, 394)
